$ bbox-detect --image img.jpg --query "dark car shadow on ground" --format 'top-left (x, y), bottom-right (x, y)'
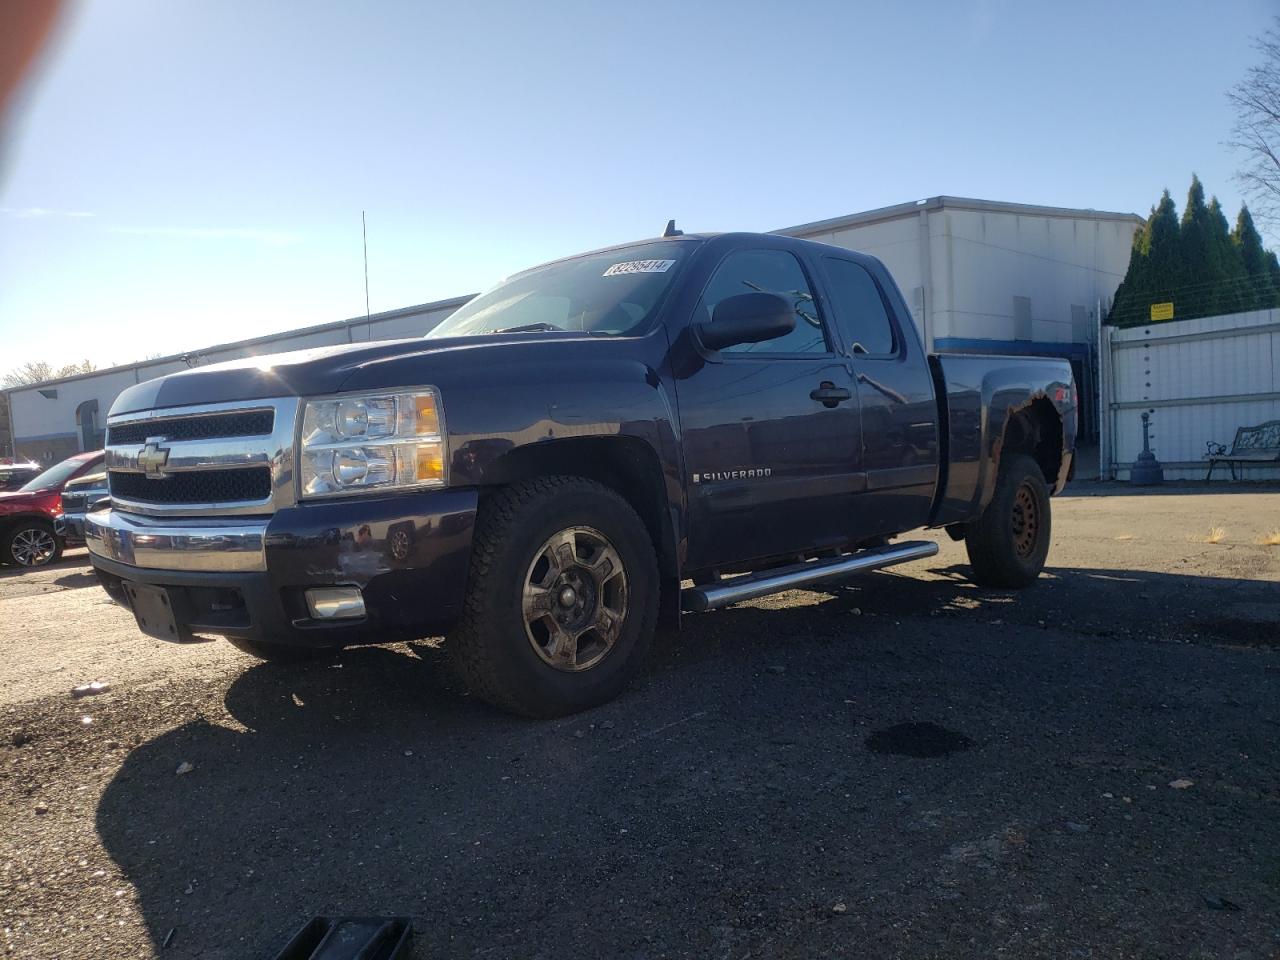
top-left (0, 551), bottom-right (92, 583)
top-left (96, 565), bottom-right (1280, 959)
top-left (50, 566), bottom-right (99, 590)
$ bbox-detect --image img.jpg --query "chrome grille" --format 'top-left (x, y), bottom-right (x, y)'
top-left (107, 410), bottom-right (273, 445)
top-left (105, 398), bottom-right (299, 517)
top-left (109, 468), bottom-right (273, 504)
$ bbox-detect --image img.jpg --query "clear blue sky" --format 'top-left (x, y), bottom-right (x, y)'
top-left (1, 0), bottom-right (1275, 371)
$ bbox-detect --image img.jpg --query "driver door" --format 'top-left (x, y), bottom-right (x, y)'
top-left (674, 247), bottom-right (864, 571)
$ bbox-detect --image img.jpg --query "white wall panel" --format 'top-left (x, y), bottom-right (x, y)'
top-left (1105, 309), bottom-right (1280, 480)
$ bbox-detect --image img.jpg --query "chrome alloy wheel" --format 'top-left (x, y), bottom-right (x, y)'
top-left (12, 527), bottom-right (57, 567)
top-left (522, 525), bottom-right (628, 672)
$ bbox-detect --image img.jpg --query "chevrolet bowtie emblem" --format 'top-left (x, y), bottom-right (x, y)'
top-left (137, 440), bottom-right (171, 479)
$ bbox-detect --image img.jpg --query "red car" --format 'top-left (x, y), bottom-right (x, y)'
top-left (0, 450), bottom-right (104, 567)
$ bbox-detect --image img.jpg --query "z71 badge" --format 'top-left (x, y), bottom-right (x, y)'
top-left (693, 468), bottom-right (772, 483)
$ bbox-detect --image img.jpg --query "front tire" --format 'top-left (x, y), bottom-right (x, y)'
top-left (2, 520), bottom-right (63, 568)
top-left (964, 453), bottom-right (1051, 588)
top-left (451, 477), bottom-right (659, 718)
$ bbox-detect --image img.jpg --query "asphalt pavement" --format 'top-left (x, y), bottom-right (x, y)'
top-left (1, 484), bottom-right (1278, 959)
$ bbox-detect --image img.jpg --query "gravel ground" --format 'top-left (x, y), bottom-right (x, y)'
top-left (1, 484), bottom-right (1279, 959)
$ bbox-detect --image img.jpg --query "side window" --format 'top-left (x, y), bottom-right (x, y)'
top-left (822, 258), bottom-right (897, 356)
top-left (700, 249), bottom-right (829, 355)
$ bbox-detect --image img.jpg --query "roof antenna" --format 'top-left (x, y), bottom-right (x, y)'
top-left (663, 219), bottom-right (683, 238)
top-left (362, 211), bottom-right (372, 336)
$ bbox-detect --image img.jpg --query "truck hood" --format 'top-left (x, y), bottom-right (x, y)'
top-left (109, 332), bottom-right (588, 415)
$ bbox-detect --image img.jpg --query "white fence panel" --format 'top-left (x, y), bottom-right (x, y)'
top-left (1101, 308), bottom-right (1280, 481)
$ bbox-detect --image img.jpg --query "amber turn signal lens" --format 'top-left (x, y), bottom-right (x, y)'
top-left (414, 394), bottom-right (440, 436)
top-left (415, 443), bottom-right (444, 482)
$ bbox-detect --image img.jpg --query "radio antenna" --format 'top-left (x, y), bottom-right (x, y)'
top-left (362, 211), bottom-right (372, 328)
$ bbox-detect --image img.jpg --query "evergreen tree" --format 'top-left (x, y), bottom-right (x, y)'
top-left (1109, 190), bottom-right (1181, 326)
top-left (1207, 196), bottom-right (1247, 314)
top-left (1108, 179), bottom-right (1280, 327)
top-left (1145, 189), bottom-right (1183, 307)
top-left (1107, 227), bottom-right (1145, 326)
top-left (1267, 249), bottom-right (1280, 299)
top-left (1231, 205), bottom-right (1279, 310)
top-left (1178, 175), bottom-right (1216, 318)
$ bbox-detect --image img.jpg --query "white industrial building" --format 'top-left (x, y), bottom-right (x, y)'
top-left (4, 295), bottom-right (470, 463)
top-left (5, 196), bottom-right (1143, 463)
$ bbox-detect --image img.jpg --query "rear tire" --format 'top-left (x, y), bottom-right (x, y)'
top-left (2, 520), bottom-right (63, 568)
top-left (965, 453), bottom-right (1051, 588)
top-left (450, 476), bottom-right (659, 718)
top-left (225, 636), bottom-right (342, 662)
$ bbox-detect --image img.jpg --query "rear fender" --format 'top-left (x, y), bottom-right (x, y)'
top-left (930, 356), bottom-right (1075, 526)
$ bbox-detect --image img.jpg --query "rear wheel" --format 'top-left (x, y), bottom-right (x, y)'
top-left (451, 476), bottom-right (658, 718)
top-left (2, 520), bottom-right (62, 568)
top-left (964, 453), bottom-right (1051, 588)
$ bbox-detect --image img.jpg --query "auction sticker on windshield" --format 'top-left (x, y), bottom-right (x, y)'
top-left (603, 259), bottom-right (675, 277)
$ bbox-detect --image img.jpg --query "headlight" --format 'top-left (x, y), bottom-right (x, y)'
top-left (298, 388), bottom-right (446, 497)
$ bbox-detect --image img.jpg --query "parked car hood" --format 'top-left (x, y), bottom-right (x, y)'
top-left (0, 488), bottom-right (52, 508)
top-left (108, 332), bottom-right (593, 415)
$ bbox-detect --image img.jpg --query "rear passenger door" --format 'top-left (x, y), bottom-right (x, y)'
top-left (818, 256), bottom-right (939, 536)
top-left (675, 246), bottom-right (863, 571)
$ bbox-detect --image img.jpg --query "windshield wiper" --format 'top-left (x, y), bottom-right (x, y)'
top-left (492, 322), bottom-right (564, 334)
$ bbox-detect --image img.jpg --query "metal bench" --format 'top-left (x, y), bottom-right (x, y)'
top-left (1205, 420), bottom-right (1280, 480)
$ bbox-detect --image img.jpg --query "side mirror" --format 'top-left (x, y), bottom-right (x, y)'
top-left (695, 292), bottom-right (795, 351)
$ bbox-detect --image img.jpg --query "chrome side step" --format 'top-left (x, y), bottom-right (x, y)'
top-left (681, 540), bottom-right (939, 613)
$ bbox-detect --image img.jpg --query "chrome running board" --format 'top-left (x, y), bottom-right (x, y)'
top-left (682, 540), bottom-right (939, 613)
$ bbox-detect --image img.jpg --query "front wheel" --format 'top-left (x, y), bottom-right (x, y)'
top-left (964, 453), bottom-right (1051, 588)
top-left (450, 477), bottom-right (659, 718)
top-left (2, 520), bottom-right (63, 568)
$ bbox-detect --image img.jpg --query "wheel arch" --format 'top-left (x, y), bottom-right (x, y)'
top-left (998, 397), bottom-right (1064, 492)
top-left (481, 436), bottom-right (678, 584)
top-left (0, 512), bottom-right (58, 534)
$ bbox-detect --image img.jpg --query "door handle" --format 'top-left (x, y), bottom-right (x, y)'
top-left (810, 381), bottom-right (852, 408)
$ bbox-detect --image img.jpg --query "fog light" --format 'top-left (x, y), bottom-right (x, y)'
top-left (305, 586), bottom-right (366, 620)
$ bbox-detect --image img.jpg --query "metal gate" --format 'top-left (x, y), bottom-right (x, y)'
top-left (1099, 308), bottom-right (1280, 480)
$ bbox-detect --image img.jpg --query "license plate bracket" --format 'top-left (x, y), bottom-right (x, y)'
top-left (123, 583), bottom-right (185, 642)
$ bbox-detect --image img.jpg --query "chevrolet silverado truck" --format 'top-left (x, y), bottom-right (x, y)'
top-left (87, 230), bottom-right (1075, 717)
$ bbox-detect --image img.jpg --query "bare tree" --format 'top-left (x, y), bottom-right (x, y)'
top-left (1229, 20), bottom-right (1280, 231)
top-left (2, 359), bottom-right (97, 388)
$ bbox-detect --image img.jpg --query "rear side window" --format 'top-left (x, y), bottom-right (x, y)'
top-left (699, 249), bottom-right (829, 355)
top-left (822, 258), bottom-right (897, 356)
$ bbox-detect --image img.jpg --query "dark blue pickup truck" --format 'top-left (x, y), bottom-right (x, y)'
top-left (87, 230), bottom-right (1075, 716)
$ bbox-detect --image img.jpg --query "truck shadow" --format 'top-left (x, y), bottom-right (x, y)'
top-left (0, 552), bottom-right (92, 583)
top-left (94, 563), bottom-right (1280, 957)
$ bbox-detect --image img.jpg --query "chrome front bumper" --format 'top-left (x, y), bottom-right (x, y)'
top-left (85, 509), bottom-right (268, 573)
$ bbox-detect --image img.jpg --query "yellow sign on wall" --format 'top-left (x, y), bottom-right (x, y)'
top-left (1150, 302), bottom-right (1174, 321)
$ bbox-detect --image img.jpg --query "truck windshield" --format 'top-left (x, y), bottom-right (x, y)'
top-left (426, 240), bottom-right (690, 339)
